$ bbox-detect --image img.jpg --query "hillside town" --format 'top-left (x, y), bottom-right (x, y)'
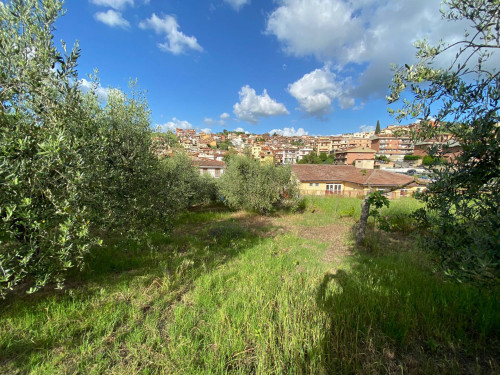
top-left (153, 121), bottom-right (460, 198)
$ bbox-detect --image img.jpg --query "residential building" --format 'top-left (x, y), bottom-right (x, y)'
top-left (335, 146), bottom-right (376, 165)
top-left (371, 135), bottom-right (414, 159)
top-left (291, 164), bottom-right (423, 199)
top-left (194, 158), bottom-right (226, 178)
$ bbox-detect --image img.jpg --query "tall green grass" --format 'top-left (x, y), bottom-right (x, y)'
top-left (0, 198), bottom-right (498, 374)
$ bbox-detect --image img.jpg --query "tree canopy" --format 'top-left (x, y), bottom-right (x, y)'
top-left (0, 0), bottom-right (204, 297)
top-left (218, 156), bottom-right (298, 214)
top-left (388, 0), bottom-right (499, 282)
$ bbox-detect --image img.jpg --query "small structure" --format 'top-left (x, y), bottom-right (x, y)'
top-left (194, 158), bottom-right (226, 178)
top-left (291, 164), bottom-right (423, 198)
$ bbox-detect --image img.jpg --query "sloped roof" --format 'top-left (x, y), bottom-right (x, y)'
top-left (193, 158), bottom-right (226, 167)
top-left (291, 164), bottom-right (415, 187)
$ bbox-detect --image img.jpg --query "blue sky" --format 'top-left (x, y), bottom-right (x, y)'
top-left (53, 0), bottom-right (466, 136)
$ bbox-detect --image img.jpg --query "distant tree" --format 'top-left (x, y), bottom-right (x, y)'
top-left (375, 155), bottom-right (391, 162)
top-left (164, 131), bottom-right (178, 146)
top-left (388, 0), bottom-right (500, 282)
top-left (421, 155), bottom-right (444, 166)
top-left (218, 140), bottom-right (233, 150)
top-left (223, 149), bottom-right (238, 162)
top-left (375, 120), bottom-right (381, 134)
top-left (404, 155), bottom-right (422, 161)
top-left (297, 152), bottom-right (322, 164)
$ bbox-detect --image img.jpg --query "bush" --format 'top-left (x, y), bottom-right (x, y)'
top-left (421, 155), bottom-right (443, 166)
top-left (218, 156), bottom-right (298, 214)
top-left (404, 155), bottom-right (422, 161)
top-left (375, 155), bottom-right (391, 162)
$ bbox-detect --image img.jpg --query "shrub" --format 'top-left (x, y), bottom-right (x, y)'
top-left (218, 156), bottom-right (298, 214)
top-left (404, 155), bottom-right (422, 161)
top-left (375, 155), bottom-right (391, 162)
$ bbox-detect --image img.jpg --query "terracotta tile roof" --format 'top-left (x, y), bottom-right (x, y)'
top-left (291, 164), bottom-right (415, 187)
top-left (193, 158), bottom-right (226, 167)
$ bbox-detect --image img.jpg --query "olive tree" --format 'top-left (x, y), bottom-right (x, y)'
top-left (0, 0), bottom-right (97, 295)
top-left (388, 0), bottom-right (499, 282)
top-left (218, 156), bottom-right (298, 214)
top-left (0, 0), bottom-right (195, 297)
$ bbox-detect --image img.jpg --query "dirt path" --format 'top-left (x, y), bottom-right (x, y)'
top-left (229, 212), bottom-right (353, 266)
top-left (294, 222), bottom-right (352, 264)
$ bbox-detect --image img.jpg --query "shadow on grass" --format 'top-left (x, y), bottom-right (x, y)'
top-left (0, 210), bottom-right (283, 371)
top-left (313, 237), bottom-right (500, 374)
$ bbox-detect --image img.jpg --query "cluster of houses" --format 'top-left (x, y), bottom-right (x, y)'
top-left (153, 122), bottom-right (461, 199)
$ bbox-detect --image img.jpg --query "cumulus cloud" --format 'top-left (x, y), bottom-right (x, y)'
top-left (79, 78), bottom-right (111, 101)
top-left (204, 113), bottom-right (232, 126)
top-left (359, 125), bottom-right (375, 132)
top-left (203, 117), bottom-right (215, 125)
top-left (233, 85), bottom-right (289, 124)
top-left (139, 14), bottom-right (203, 55)
top-left (219, 112), bottom-right (231, 125)
top-left (90, 0), bottom-right (133, 10)
top-left (234, 127), bottom-right (246, 132)
top-left (94, 10), bottom-right (130, 28)
top-left (266, 0), bottom-right (364, 61)
top-left (267, 0), bottom-right (475, 101)
top-left (156, 117), bottom-right (193, 132)
top-left (223, 0), bottom-right (250, 11)
top-left (288, 65), bottom-right (353, 117)
top-left (269, 127), bottom-right (308, 137)
top-left (199, 128), bottom-right (212, 133)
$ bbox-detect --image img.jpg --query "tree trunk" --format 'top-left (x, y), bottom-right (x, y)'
top-left (356, 196), bottom-right (371, 245)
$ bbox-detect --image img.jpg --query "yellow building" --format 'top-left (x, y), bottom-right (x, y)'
top-left (291, 164), bottom-right (424, 199)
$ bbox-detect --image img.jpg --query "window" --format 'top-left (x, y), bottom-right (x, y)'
top-left (315, 183), bottom-right (319, 187)
top-left (326, 184), bottom-right (342, 194)
top-left (215, 169), bottom-right (221, 177)
top-left (309, 183), bottom-right (313, 187)
top-left (400, 189), bottom-right (410, 197)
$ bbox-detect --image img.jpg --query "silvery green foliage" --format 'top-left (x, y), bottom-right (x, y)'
top-left (0, 0), bottom-right (95, 296)
top-left (0, 1), bottom-right (192, 297)
top-left (218, 156), bottom-right (298, 214)
top-left (388, 0), bottom-right (499, 282)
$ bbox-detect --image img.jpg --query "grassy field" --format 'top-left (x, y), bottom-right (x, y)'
top-left (1, 197), bottom-right (498, 374)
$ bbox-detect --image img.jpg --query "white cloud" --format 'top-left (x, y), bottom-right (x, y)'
top-left (79, 78), bottom-right (111, 101)
top-left (199, 128), bottom-right (212, 133)
top-left (269, 127), bottom-right (308, 137)
top-left (90, 0), bottom-right (133, 10)
top-left (139, 14), bottom-right (203, 55)
top-left (94, 10), bottom-right (130, 28)
top-left (204, 113), bottom-right (232, 126)
top-left (288, 65), bottom-right (353, 116)
top-left (359, 125), bottom-right (375, 132)
top-left (266, 0), bottom-right (364, 61)
top-left (233, 85), bottom-right (289, 124)
top-left (223, 0), bottom-right (250, 11)
top-left (266, 0), bottom-right (476, 101)
top-left (156, 117), bottom-right (193, 132)
top-left (219, 112), bottom-right (231, 125)
top-left (234, 127), bottom-right (245, 132)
